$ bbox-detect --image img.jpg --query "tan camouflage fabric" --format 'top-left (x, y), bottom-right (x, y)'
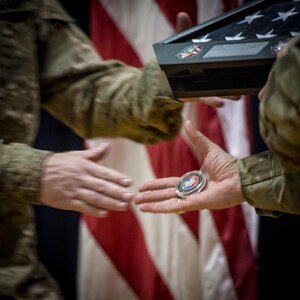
top-left (0, 0), bottom-right (183, 297)
top-left (238, 35), bottom-right (300, 216)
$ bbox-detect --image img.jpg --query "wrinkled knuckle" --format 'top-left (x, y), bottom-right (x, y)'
top-left (86, 193), bottom-right (97, 203)
top-left (61, 190), bottom-right (77, 203)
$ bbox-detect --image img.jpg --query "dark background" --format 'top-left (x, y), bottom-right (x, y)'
top-left (250, 97), bottom-right (300, 300)
top-left (33, 2), bottom-right (89, 300)
top-left (33, 1), bottom-right (300, 300)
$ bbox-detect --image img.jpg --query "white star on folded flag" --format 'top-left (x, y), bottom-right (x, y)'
top-left (256, 29), bottom-right (277, 39)
top-left (192, 34), bottom-right (212, 43)
top-left (225, 32), bottom-right (245, 40)
top-left (238, 10), bottom-right (264, 24)
top-left (272, 7), bottom-right (298, 22)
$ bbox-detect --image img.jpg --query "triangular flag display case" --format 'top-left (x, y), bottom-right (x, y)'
top-left (153, 0), bottom-right (300, 97)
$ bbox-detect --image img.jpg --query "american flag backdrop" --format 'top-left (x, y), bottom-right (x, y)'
top-left (78, 1), bottom-right (259, 299)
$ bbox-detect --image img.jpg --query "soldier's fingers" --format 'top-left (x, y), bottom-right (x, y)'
top-left (77, 189), bottom-right (131, 211)
top-left (178, 97), bottom-right (224, 108)
top-left (81, 176), bottom-right (134, 202)
top-left (86, 162), bottom-right (133, 187)
top-left (56, 199), bottom-right (109, 218)
top-left (135, 187), bottom-right (177, 204)
top-left (138, 177), bottom-right (179, 192)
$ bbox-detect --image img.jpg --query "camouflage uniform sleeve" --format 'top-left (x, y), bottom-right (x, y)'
top-left (238, 151), bottom-right (300, 216)
top-left (39, 0), bottom-right (183, 144)
top-left (259, 34), bottom-right (300, 172)
top-left (0, 141), bottom-right (52, 205)
top-left (238, 35), bottom-right (300, 216)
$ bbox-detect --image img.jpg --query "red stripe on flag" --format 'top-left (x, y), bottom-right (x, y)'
top-left (85, 213), bottom-right (174, 300)
top-left (223, 0), bottom-right (239, 12)
top-left (197, 104), bottom-right (257, 300)
top-left (147, 136), bottom-right (200, 240)
top-left (148, 0), bottom-right (200, 241)
top-left (90, 0), bottom-right (142, 67)
top-left (155, 0), bottom-right (198, 27)
top-left (197, 104), bottom-right (226, 148)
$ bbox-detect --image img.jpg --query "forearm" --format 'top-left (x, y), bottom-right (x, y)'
top-left (238, 151), bottom-right (300, 216)
top-left (39, 12), bottom-right (183, 144)
top-left (42, 59), bottom-right (183, 143)
top-left (0, 141), bottom-right (52, 205)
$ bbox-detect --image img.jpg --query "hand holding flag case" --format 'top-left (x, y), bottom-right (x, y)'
top-left (153, 0), bottom-right (300, 97)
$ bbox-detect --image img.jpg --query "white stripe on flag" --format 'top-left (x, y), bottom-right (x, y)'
top-left (197, 0), bottom-right (224, 22)
top-left (98, 0), bottom-right (174, 63)
top-left (216, 98), bottom-right (251, 159)
top-left (200, 210), bottom-right (238, 300)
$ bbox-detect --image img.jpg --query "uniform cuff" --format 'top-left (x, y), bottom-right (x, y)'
top-left (1, 143), bottom-right (52, 205)
top-left (237, 151), bottom-right (283, 215)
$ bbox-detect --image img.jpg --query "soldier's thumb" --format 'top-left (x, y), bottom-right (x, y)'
top-left (78, 143), bottom-right (111, 162)
top-left (176, 12), bottom-right (192, 33)
top-left (184, 120), bottom-right (213, 156)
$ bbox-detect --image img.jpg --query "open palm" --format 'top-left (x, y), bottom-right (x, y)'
top-left (134, 120), bottom-right (245, 213)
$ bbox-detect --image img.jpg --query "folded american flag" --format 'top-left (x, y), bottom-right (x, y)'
top-left (193, 1), bottom-right (300, 43)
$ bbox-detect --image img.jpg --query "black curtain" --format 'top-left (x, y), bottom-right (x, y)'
top-left (34, 110), bottom-right (83, 300)
top-left (34, 2), bottom-right (89, 300)
top-left (250, 97), bottom-right (300, 300)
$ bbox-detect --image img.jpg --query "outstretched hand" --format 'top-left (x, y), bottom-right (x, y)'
top-left (134, 120), bottom-right (245, 214)
top-left (40, 143), bottom-right (134, 217)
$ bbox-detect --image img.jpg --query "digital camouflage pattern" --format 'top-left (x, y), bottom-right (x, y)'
top-left (0, 0), bottom-right (183, 297)
top-left (238, 34), bottom-right (300, 217)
